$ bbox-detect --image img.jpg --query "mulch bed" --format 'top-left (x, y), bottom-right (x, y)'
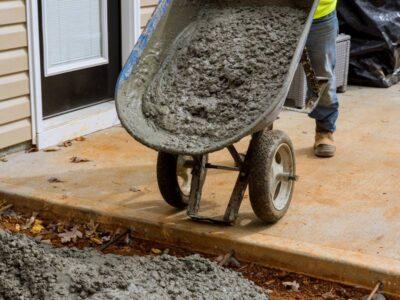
top-left (0, 202), bottom-right (394, 300)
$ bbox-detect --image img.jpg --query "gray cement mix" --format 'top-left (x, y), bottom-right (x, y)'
top-left (0, 230), bottom-right (268, 299)
top-left (142, 5), bottom-right (306, 150)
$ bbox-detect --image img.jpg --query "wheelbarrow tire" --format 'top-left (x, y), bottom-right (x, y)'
top-left (157, 152), bottom-right (190, 209)
top-left (249, 130), bottom-right (295, 224)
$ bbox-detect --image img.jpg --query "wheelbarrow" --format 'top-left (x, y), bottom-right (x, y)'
top-left (116, 0), bottom-right (328, 225)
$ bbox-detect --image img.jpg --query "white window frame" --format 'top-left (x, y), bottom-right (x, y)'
top-left (41, 0), bottom-right (109, 77)
top-left (27, 0), bottom-right (142, 149)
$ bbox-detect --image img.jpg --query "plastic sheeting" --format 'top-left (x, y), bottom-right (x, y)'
top-left (338, 0), bottom-right (400, 87)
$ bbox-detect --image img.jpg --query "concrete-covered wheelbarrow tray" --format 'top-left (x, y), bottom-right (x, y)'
top-left (115, 0), bottom-right (327, 225)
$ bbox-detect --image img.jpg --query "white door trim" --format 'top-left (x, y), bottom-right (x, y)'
top-left (121, 0), bottom-right (141, 64)
top-left (26, 0), bottom-right (141, 149)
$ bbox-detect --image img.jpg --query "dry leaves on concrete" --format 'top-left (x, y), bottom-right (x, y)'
top-left (26, 147), bottom-right (38, 153)
top-left (48, 177), bottom-right (63, 183)
top-left (43, 147), bottom-right (60, 152)
top-left (130, 186), bottom-right (151, 193)
top-left (59, 140), bottom-right (73, 147)
top-left (0, 156), bottom-right (8, 162)
top-left (70, 156), bottom-right (90, 163)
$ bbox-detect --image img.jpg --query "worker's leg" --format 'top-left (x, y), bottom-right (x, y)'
top-left (307, 11), bottom-right (339, 132)
top-left (306, 11), bottom-right (339, 157)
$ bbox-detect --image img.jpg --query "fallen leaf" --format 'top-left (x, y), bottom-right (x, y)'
top-left (151, 248), bottom-right (162, 255)
top-left (85, 220), bottom-right (99, 237)
top-left (48, 177), bottom-right (63, 183)
top-left (44, 147), bottom-right (60, 152)
top-left (130, 187), bottom-right (141, 192)
top-left (70, 156), bottom-right (90, 163)
top-left (58, 140), bottom-right (73, 147)
top-left (0, 156), bottom-right (8, 162)
top-left (265, 279), bottom-right (275, 285)
top-left (31, 219), bottom-right (45, 234)
top-left (102, 235), bottom-right (111, 242)
top-left (58, 226), bottom-right (83, 243)
top-left (22, 212), bottom-right (38, 230)
top-left (90, 237), bottom-right (103, 245)
top-left (26, 147), bottom-right (38, 153)
top-left (75, 136), bottom-right (86, 142)
top-left (15, 224), bottom-right (21, 232)
top-left (124, 234), bottom-right (132, 245)
top-left (215, 255), bottom-right (224, 263)
top-left (283, 281), bottom-right (300, 292)
top-left (322, 291), bottom-right (337, 299)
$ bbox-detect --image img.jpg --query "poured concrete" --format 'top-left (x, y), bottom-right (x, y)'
top-left (1, 85), bottom-right (400, 295)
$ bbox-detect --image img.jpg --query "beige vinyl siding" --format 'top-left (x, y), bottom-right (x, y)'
top-left (0, 0), bottom-right (31, 149)
top-left (140, 0), bottom-right (159, 31)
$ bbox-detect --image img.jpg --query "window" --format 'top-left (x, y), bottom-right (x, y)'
top-left (41, 0), bottom-right (108, 76)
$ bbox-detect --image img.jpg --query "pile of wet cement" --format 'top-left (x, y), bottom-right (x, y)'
top-left (0, 230), bottom-right (267, 299)
top-left (143, 5), bottom-right (307, 149)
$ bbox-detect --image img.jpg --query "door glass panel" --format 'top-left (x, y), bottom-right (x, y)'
top-left (42, 0), bottom-right (108, 76)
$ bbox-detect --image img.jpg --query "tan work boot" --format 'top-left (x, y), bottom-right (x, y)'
top-left (314, 131), bottom-right (336, 158)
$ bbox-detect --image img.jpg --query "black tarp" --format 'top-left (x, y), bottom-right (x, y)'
top-left (337, 0), bottom-right (400, 87)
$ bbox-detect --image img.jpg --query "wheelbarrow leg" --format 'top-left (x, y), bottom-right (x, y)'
top-left (223, 132), bottom-right (262, 223)
top-left (187, 155), bottom-right (207, 217)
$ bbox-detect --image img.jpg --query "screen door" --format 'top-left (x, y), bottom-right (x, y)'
top-left (39, 0), bottom-right (121, 118)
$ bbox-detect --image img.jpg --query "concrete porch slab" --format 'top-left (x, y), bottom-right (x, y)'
top-left (1, 85), bottom-right (400, 295)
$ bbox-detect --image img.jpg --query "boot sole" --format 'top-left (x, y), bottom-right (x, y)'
top-left (314, 145), bottom-right (336, 158)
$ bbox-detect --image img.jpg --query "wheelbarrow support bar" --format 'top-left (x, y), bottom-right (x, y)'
top-left (187, 132), bottom-right (262, 225)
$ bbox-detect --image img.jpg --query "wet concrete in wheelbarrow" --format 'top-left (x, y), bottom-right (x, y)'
top-left (0, 229), bottom-right (267, 299)
top-left (1, 86), bottom-right (400, 294)
top-left (142, 5), bottom-right (307, 151)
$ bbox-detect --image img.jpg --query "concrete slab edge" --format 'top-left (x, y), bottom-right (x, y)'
top-left (1, 184), bottom-right (399, 296)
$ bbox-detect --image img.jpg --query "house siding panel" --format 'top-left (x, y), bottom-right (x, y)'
top-left (0, 0), bottom-right (31, 149)
top-left (0, 0), bottom-right (26, 26)
top-left (0, 24), bottom-right (28, 51)
top-left (0, 118), bottom-right (31, 149)
top-left (0, 48), bottom-right (28, 76)
top-left (0, 96), bottom-right (30, 125)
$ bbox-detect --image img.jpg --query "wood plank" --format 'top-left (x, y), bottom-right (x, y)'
top-left (141, 6), bottom-right (157, 28)
top-left (0, 118), bottom-right (31, 149)
top-left (0, 24), bottom-right (27, 51)
top-left (0, 72), bottom-right (29, 101)
top-left (0, 48), bottom-right (28, 76)
top-left (0, 96), bottom-right (30, 125)
top-left (0, 0), bottom-right (26, 26)
top-left (141, 0), bottom-right (159, 7)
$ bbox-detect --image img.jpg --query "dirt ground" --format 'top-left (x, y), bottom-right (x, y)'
top-left (0, 203), bottom-right (393, 300)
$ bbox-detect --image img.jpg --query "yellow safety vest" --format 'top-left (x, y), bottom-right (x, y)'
top-left (314, 0), bottom-right (337, 19)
